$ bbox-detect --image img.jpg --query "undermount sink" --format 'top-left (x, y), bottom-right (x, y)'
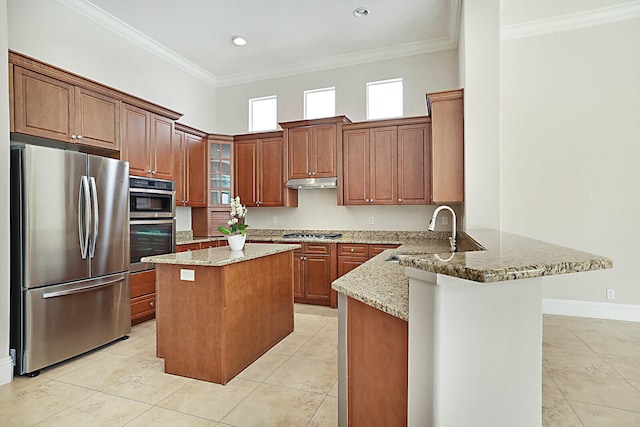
top-left (385, 239), bottom-right (486, 263)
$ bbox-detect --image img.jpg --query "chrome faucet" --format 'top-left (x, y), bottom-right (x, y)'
top-left (428, 205), bottom-right (457, 252)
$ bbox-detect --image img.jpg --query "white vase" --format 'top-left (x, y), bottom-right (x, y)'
top-left (227, 234), bottom-right (246, 251)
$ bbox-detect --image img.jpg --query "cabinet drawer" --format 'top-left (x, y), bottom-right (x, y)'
top-left (131, 294), bottom-right (155, 318)
top-left (338, 243), bottom-right (368, 257)
top-left (303, 242), bottom-right (331, 255)
top-left (200, 240), bottom-right (219, 249)
top-left (176, 243), bottom-right (201, 252)
top-left (369, 244), bottom-right (400, 257)
top-left (130, 270), bottom-right (156, 298)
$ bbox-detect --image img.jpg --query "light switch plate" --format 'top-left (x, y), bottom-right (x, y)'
top-left (180, 269), bottom-right (195, 281)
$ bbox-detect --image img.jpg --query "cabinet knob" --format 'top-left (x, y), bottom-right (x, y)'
top-left (350, 248), bottom-right (355, 252)
top-left (147, 170), bottom-right (152, 174)
top-left (311, 172), bottom-right (316, 176)
top-left (398, 198), bottom-right (402, 202)
top-left (77, 135), bottom-right (83, 140)
top-left (151, 170), bottom-right (157, 174)
top-left (370, 199), bottom-right (374, 203)
top-left (71, 135), bottom-right (77, 140)
top-left (308, 172), bottom-right (312, 176)
top-left (149, 301), bottom-right (154, 307)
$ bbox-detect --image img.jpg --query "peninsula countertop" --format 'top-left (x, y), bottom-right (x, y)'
top-left (141, 243), bottom-right (301, 267)
top-left (331, 230), bottom-right (613, 321)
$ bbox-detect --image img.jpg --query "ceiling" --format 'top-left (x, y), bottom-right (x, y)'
top-left (61, 0), bottom-right (460, 87)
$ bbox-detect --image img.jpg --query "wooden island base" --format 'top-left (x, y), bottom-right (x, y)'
top-left (155, 250), bottom-right (294, 384)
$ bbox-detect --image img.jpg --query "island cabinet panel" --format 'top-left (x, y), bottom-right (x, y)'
top-left (347, 297), bottom-right (408, 426)
top-left (155, 251), bottom-right (294, 384)
top-left (130, 270), bottom-right (157, 325)
top-left (428, 89), bottom-right (464, 203)
top-left (12, 67), bottom-right (120, 151)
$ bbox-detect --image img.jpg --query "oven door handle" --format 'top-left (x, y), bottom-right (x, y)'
top-left (130, 219), bottom-right (176, 225)
top-left (129, 188), bottom-right (176, 197)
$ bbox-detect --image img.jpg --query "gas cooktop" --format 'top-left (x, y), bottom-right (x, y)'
top-left (281, 233), bottom-right (343, 240)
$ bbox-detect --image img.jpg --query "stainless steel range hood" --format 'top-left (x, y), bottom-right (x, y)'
top-left (285, 177), bottom-right (338, 189)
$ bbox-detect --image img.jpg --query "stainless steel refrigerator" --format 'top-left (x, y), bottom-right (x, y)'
top-left (10, 143), bottom-right (131, 375)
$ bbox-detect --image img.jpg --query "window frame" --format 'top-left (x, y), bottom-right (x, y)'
top-left (366, 78), bottom-right (404, 120)
top-left (303, 86), bottom-right (336, 120)
top-left (248, 95), bottom-right (278, 132)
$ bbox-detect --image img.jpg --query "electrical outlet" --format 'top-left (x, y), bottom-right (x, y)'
top-left (272, 216), bottom-right (278, 224)
top-left (606, 289), bottom-right (615, 300)
top-left (368, 216), bottom-right (374, 225)
top-left (442, 216), bottom-right (448, 226)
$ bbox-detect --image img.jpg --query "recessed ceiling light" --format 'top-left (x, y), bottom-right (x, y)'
top-left (353, 7), bottom-right (369, 18)
top-left (232, 36), bottom-right (247, 46)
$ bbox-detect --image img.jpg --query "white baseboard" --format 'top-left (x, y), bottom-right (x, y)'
top-left (0, 356), bottom-right (14, 386)
top-left (543, 298), bottom-right (640, 322)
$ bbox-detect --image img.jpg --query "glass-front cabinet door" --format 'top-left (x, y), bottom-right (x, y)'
top-left (208, 135), bottom-right (234, 206)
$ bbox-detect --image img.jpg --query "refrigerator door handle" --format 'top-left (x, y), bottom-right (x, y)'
top-left (78, 176), bottom-right (90, 259)
top-left (89, 176), bottom-right (99, 258)
top-left (41, 277), bottom-right (123, 299)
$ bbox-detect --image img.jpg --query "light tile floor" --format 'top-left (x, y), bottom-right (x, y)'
top-left (2, 308), bottom-right (639, 426)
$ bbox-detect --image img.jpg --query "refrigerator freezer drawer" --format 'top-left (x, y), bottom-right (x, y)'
top-left (21, 273), bottom-right (131, 374)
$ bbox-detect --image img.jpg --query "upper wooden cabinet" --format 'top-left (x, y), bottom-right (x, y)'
top-left (427, 89), bottom-right (464, 203)
top-left (173, 123), bottom-right (209, 207)
top-left (280, 116), bottom-right (351, 180)
top-left (207, 134), bottom-right (234, 207)
top-left (9, 50), bottom-right (182, 156)
top-left (191, 132), bottom-right (234, 237)
top-left (341, 117), bottom-right (430, 206)
top-left (12, 66), bottom-right (120, 151)
top-left (120, 104), bottom-right (176, 180)
top-left (234, 131), bottom-right (297, 208)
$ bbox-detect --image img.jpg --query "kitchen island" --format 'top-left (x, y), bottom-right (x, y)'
top-left (141, 243), bottom-right (300, 384)
top-left (332, 230), bottom-right (612, 426)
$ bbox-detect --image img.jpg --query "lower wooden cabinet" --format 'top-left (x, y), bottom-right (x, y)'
top-left (176, 240), bottom-right (224, 252)
top-left (292, 243), bottom-right (337, 307)
top-left (130, 270), bottom-right (157, 325)
top-left (337, 243), bottom-right (400, 277)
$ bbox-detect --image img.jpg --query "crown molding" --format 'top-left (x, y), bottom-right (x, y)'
top-left (216, 37), bottom-right (457, 87)
top-left (501, 1), bottom-right (640, 41)
top-left (218, 0), bottom-right (461, 87)
top-left (56, 0), bottom-right (218, 86)
top-left (58, 0), bottom-right (460, 88)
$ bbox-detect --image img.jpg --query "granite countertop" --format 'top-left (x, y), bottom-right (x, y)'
top-left (331, 230), bottom-right (613, 321)
top-left (141, 243), bottom-right (300, 267)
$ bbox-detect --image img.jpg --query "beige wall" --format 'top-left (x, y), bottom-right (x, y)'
top-left (214, 51), bottom-right (459, 134)
top-left (500, 16), bottom-right (640, 305)
top-left (0, 0), bottom-right (11, 386)
top-left (214, 50), bottom-right (461, 231)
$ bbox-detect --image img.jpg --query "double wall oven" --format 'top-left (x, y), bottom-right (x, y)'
top-left (129, 177), bottom-right (176, 272)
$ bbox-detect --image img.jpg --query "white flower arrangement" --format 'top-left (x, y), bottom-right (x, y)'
top-left (217, 196), bottom-right (249, 236)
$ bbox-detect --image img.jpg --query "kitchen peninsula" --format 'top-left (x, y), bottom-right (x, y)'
top-left (141, 243), bottom-right (299, 384)
top-left (332, 230), bottom-right (613, 426)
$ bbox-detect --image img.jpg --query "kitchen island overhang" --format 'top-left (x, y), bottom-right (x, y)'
top-left (332, 230), bottom-right (613, 427)
top-left (142, 243), bottom-right (300, 384)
